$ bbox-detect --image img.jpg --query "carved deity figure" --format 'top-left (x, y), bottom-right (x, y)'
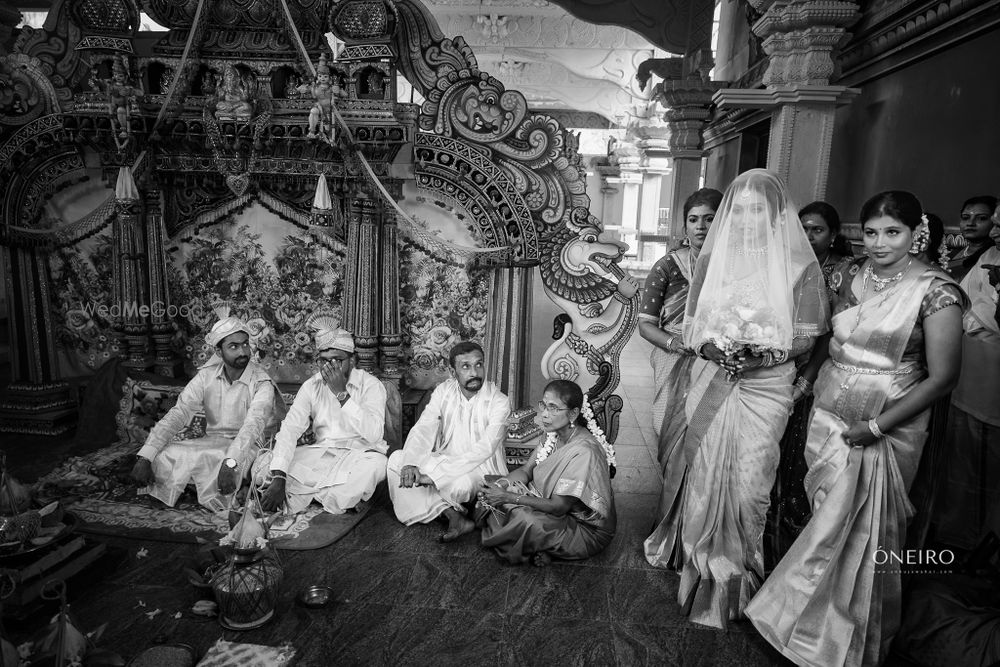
top-left (201, 70), bottom-right (217, 97)
top-left (94, 56), bottom-right (144, 148)
top-left (215, 64), bottom-right (254, 121)
top-left (296, 53), bottom-right (343, 143)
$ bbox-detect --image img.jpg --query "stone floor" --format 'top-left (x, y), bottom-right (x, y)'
top-left (1, 337), bottom-right (794, 666)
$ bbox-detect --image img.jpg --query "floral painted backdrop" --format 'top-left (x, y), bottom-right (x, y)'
top-left (50, 231), bottom-right (122, 375)
top-left (397, 241), bottom-right (492, 390)
top-left (49, 201), bottom-right (492, 388)
top-left (50, 203), bottom-right (345, 383)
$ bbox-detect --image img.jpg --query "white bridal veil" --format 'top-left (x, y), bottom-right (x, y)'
top-left (683, 169), bottom-right (828, 354)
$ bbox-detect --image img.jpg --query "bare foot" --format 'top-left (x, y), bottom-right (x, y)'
top-left (531, 552), bottom-right (552, 567)
top-left (438, 513), bottom-right (475, 543)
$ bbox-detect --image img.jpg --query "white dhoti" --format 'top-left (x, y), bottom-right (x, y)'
top-left (141, 435), bottom-right (250, 512)
top-left (254, 447), bottom-right (387, 515)
top-left (386, 450), bottom-right (483, 525)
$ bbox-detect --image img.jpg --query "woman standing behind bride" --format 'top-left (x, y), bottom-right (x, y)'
top-left (746, 191), bottom-right (967, 667)
top-left (645, 169), bottom-right (829, 629)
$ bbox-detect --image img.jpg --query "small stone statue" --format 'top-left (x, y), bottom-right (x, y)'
top-left (215, 64), bottom-right (254, 121)
top-left (366, 70), bottom-right (385, 97)
top-left (296, 53), bottom-right (344, 143)
top-left (285, 73), bottom-right (301, 99)
top-left (201, 70), bottom-right (217, 97)
top-left (94, 56), bottom-right (144, 149)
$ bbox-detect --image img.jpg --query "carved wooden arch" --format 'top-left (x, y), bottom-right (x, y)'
top-left (413, 134), bottom-right (537, 263)
top-left (385, 0), bottom-right (637, 434)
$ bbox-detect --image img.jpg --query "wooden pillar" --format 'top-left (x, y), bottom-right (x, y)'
top-left (344, 196), bottom-right (379, 372)
top-left (379, 210), bottom-right (402, 379)
top-left (0, 245), bottom-right (76, 435)
top-left (112, 198), bottom-right (152, 370)
top-left (486, 266), bottom-right (533, 409)
top-left (144, 187), bottom-right (184, 376)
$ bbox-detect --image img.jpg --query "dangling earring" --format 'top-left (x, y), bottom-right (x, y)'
top-left (909, 214), bottom-right (930, 255)
top-left (681, 236), bottom-right (691, 247)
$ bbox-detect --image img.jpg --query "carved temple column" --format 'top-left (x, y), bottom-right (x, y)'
top-left (143, 188), bottom-right (183, 377)
top-left (0, 246), bottom-right (76, 435)
top-left (713, 0), bottom-right (861, 204)
top-left (378, 211), bottom-right (402, 379)
top-left (111, 198), bottom-right (153, 370)
top-left (343, 196), bottom-right (380, 372)
top-left (656, 79), bottom-right (724, 239)
top-left (486, 266), bottom-right (533, 409)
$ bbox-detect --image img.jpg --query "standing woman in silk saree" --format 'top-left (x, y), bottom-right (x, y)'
top-left (644, 169), bottom-right (829, 629)
top-left (747, 191), bottom-right (967, 667)
top-left (638, 188), bottom-right (723, 438)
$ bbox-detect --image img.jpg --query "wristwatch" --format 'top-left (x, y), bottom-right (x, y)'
top-left (222, 457), bottom-right (238, 470)
top-left (335, 390), bottom-right (349, 402)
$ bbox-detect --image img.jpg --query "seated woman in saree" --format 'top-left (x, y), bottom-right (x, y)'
top-left (638, 187), bottom-right (723, 439)
top-left (477, 380), bottom-right (616, 567)
top-left (643, 168), bottom-right (829, 629)
top-left (746, 191), bottom-right (967, 667)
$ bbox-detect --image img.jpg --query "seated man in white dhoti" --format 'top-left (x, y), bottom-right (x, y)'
top-left (130, 312), bottom-right (281, 511)
top-left (259, 323), bottom-right (388, 515)
top-left (387, 341), bottom-right (510, 542)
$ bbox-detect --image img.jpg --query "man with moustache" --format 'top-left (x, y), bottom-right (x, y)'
top-left (387, 341), bottom-right (511, 542)
top-left (259, 321), bottom-right (388, 515)
top-left (131, 310), bottom-right (283, 511)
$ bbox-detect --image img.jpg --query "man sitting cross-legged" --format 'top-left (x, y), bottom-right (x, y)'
top-left (259, 322), bottom-right (387, 514)
top-left (387, 341), bottom-right (511, 542)
top-left (131, 311), bottom-right (283, 511)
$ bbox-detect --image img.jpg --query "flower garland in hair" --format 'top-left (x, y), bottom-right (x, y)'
top-left (534, 396), bottom-right (617, 475)
top-left (910, 213), bottom-right (930, 255)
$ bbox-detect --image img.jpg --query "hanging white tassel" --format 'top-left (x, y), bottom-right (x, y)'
top-left (115, 166), bottom-right (139, 202)
top-left (312, 173), bottom-right (332, 212)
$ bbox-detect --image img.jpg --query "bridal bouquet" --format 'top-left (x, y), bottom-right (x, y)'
top-left (701, 302), bottom-right (787, 362)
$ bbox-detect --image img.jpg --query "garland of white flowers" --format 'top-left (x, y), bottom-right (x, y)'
top-left (535, 396), bottom-right (616, 471)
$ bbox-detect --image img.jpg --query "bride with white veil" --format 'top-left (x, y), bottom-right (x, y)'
top-left (644, 169), bottom-right (829, 629)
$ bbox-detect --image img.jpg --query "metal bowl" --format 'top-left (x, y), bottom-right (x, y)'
top-left (297, 585), bottom-right (333, 609)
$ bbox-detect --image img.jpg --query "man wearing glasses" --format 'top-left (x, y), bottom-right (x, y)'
top-left (388, 341), bottom-right (511, 542)
top-left (259, 322), bottom-right (388, 515)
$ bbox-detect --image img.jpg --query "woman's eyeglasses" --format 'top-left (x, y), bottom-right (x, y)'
top-left (536, 402), bottom-right (570, 415)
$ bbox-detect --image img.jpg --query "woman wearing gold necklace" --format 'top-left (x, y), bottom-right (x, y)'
top-left (638, 188), bottom-right (723, 440)
top-left (644, 169), bottom-right (829, 629)
top-left (477, 380), bottom-right (616, 566)
top-left (747, 191), bottom-right (967, 667)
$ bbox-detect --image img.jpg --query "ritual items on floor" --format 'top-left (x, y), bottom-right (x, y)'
top-left (11, 580), bottom-right (124, 667)
top-left (211, 494), bottom-right (283, 631)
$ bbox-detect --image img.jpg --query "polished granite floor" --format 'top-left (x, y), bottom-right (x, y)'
top-left (1, 337), bottom-right (792, 666)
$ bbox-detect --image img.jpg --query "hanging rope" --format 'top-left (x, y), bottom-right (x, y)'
top-left (151, 0), bottom-right (209, 133)
top-left (275, 0), bottom-right (511, 265)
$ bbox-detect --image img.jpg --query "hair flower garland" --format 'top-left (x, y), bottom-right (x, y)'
top-left (910, 213), bottom-right (930, 255)
top-left (534, 396), bottom-right (616, 476)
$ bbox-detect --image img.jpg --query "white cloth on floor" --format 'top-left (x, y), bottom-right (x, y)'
top-left (137, 361), bottom-right (278, 510)
top-left (388, 379), bottom-right (510, 524)
top-left (263, 368), bottom-right (388, 514)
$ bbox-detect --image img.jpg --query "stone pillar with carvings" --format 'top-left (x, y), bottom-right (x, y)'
top-left (112, 198), bottom-right (153, 370)
top-left (143, 188), bottom-right (184, 376)
top-left (656, 78), bottom-right (724, 239)
top-left (714, 0), bottom-right (861, 204)
top-left (378, 210), bottom-right (402, 379)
